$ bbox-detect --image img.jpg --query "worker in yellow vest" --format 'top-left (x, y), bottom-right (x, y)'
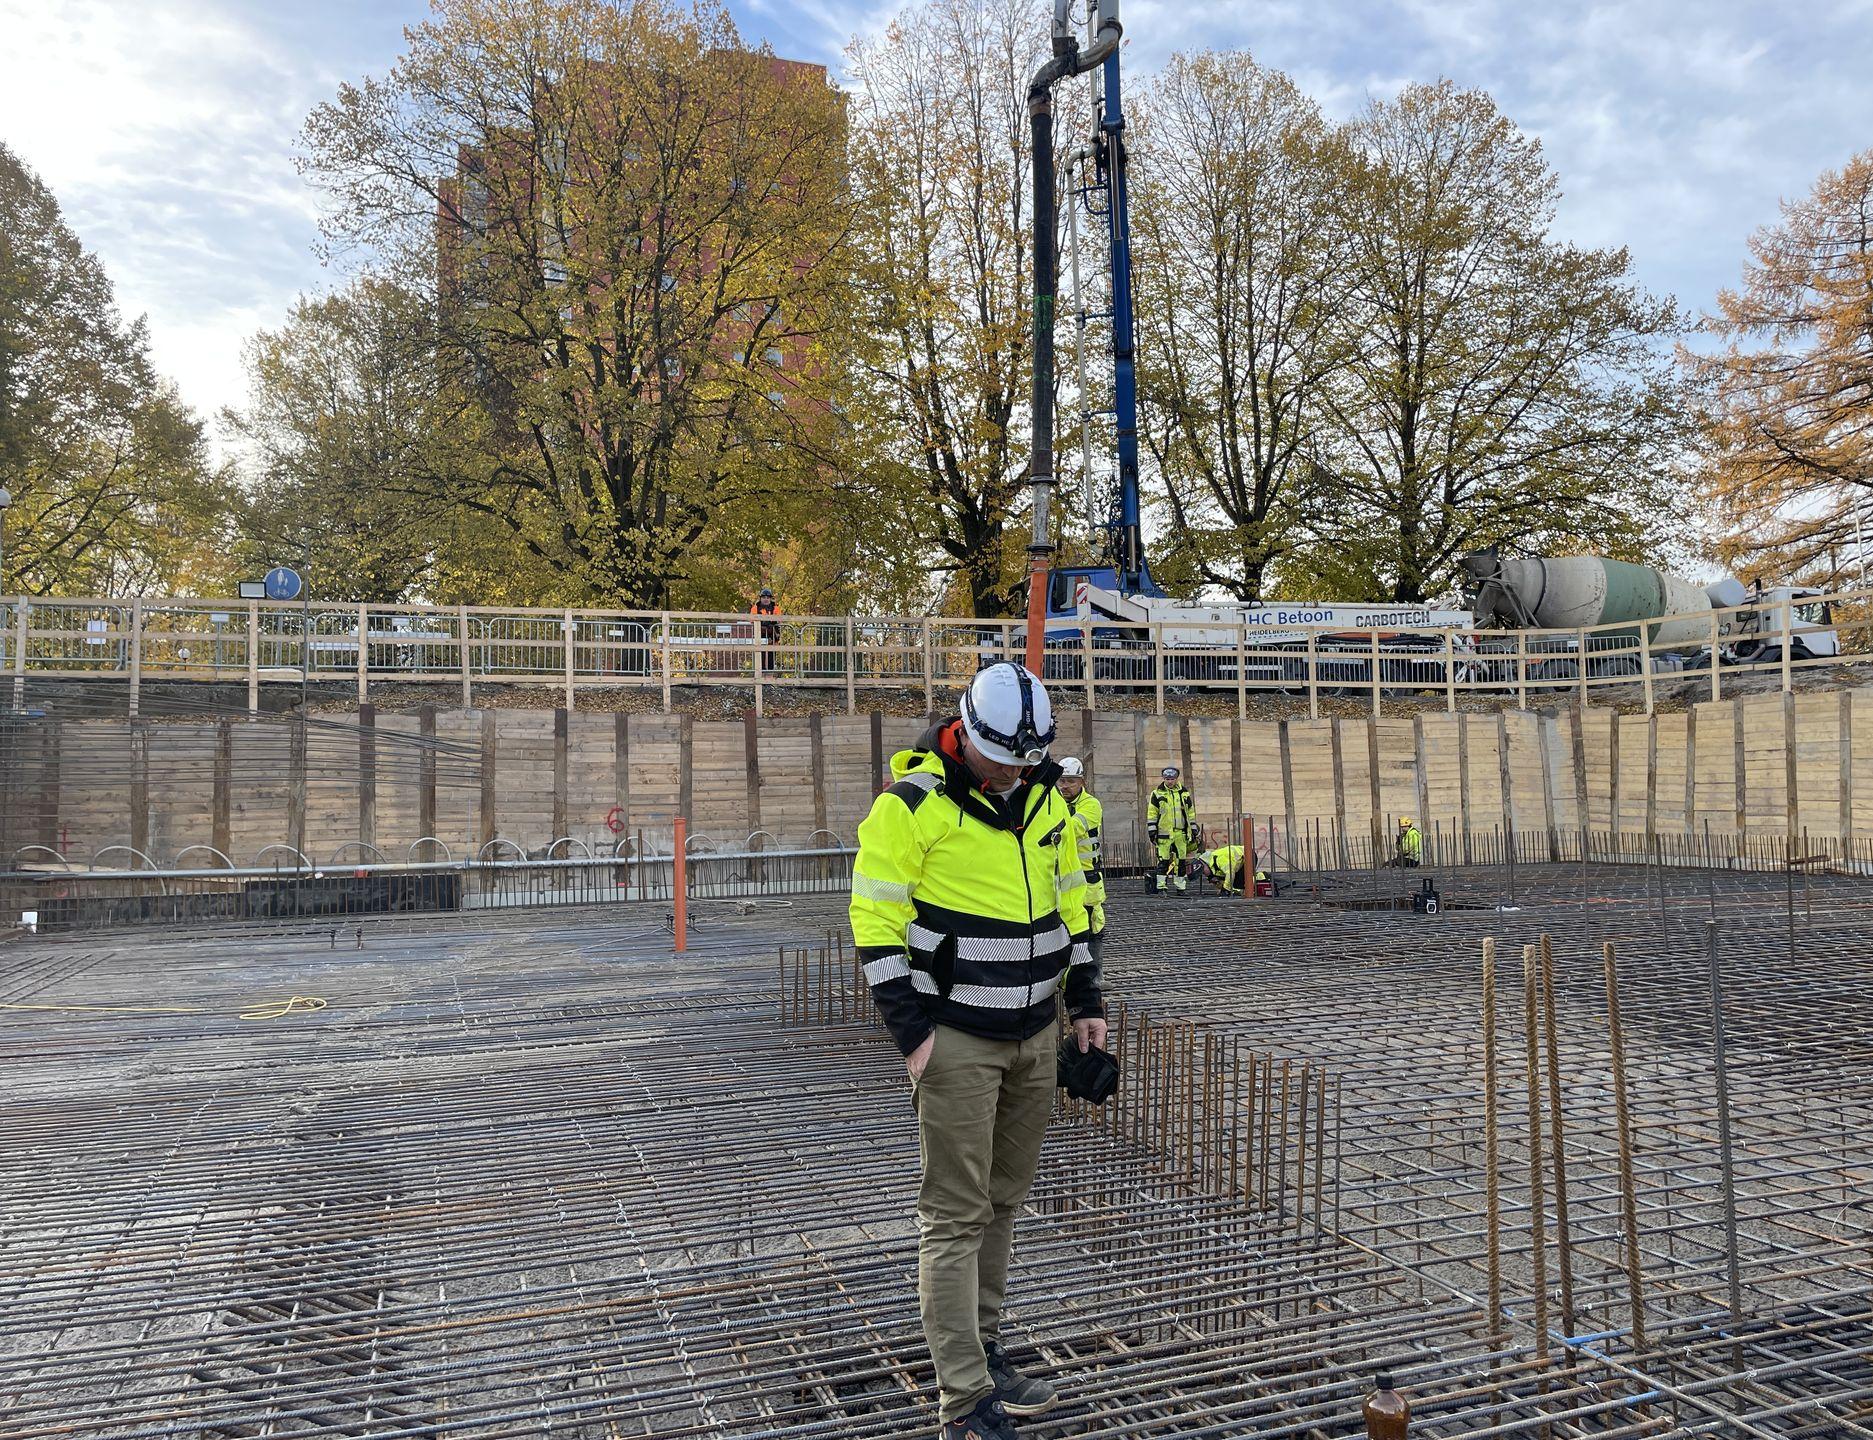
top-left (1057, 757), bottom-right (1104, 949)
top-left (1196, 839), bottom-right (1271, 896)
top-left (1146, 766), bottom-right (1197, 893)
top-left (1395, 816), bottom-right (1422, 868)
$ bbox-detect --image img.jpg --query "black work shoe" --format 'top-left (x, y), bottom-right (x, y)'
top-left (985, 1341), bottom-right (1057, 1416)
top-left (941, 1395), bottom-right (1016, 1440)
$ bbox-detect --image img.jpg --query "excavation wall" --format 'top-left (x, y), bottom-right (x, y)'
top-left (8, 693), bottom-right (1872, 863)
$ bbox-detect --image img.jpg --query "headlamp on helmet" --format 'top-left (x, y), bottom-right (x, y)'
top-left (961, 662), bottom-right (1056, 765)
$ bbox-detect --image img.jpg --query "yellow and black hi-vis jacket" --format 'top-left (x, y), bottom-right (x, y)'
top-left (1147, 782), bottom-right (1197, 839)
top-left (1064, 790), bottom-right (1106, 911)
top-left (849, 720), bottom-right (1102, 1056)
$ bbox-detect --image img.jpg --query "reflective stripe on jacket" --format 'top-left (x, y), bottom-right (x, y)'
top-left (850, 720), bottom-right (1100, 1056)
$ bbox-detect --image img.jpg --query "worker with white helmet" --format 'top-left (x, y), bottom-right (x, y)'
top-left (1056, 757), bottom-right (1105, 951)
top-left (850, 662), bottom-right (1108, 1440)
top-left (1146, 765), bottom-right (1198, 893)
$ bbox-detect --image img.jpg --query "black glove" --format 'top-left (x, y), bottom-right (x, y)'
top-left (1057, 1036), bottom-right (1121, 1104)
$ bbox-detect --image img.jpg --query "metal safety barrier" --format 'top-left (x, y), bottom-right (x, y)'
top-left (4, 585), bottom-right (1868, 718)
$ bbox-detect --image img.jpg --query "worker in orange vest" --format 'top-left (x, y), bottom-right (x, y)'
top-left (750, 586), bottom-right (781, 673)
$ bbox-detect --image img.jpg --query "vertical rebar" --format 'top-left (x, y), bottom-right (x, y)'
top-left (1785, 837), bottom-right (1796, 964)
top-left (1276, 1059), bottom-right (1291, 1218)
top-left (1482, 938), bottom-right (1504, 1361)
top-left (1705, 920), bottom-right (1746, 1370)
top-left (1297, 1060), bottom-right (1311, 1232)
top-left (1522, 945), bottom-right (1551, 1391)
top-left (1313, 1066), bottom-right (1326, 1248)
top-left (1538, 932), bottom-right (1576, 1336)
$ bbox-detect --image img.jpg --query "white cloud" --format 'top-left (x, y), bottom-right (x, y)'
top-left (0, 0), bottom-right (348, 453)
top-left (3, 0), bottom-right (1867, 462)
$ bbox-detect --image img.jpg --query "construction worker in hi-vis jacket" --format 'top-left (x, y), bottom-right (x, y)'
top-left (1147, 765), bottom-right (1197, 893)
top-left (848, 662), bottom-right (1107, 1440)
top-left (1056, 757), bottom-right (1104, 953)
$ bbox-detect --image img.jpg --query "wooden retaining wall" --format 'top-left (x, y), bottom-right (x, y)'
top-left (15, 695), bottom-right (1873, 864)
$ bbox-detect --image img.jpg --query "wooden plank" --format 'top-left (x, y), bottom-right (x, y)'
top-left (1605, 711), bottom-right (1621, 838)
top-left (1330, 721), bottom-right (1347, 864)
top-left (1081, 708), bottom-right (1095, 793)
top-left (1366, 716), bottom-right (1383, 849)
top-left (1646, 712), bottom-right (1658, 842)
top-left (1278, 720), bottom-right (1297, 847)
top-left (1497, 712), bottom-right (1515, 852)
top-left (870, 710), bottom-right (884, 794)
top-left (129, 720), bottom-right (149, 858)
top-left (1732, 698), bottom-right (1748, 835)
top-left (288, 718), bottom-right (307, 857)
top-left (479, 709), bottom-right (497, 860)
top-left (1179, 717), bottom-right (1194, 792)
top-left (1536, 713), bottom-right (1558, 856)
top-left (212, 720), bottom-right (231, 858)
top-left (744, 709), bottom-right (763, 840)
top-left (419, 705), bottom-right (437, 842)
top-left (1570, 708), bottom-right (1589, 837)
top-left (553, 707), bottom-right (569, 842)
top-left (36, 718), bottom-right (60, 848)
top-left (679, 713), bottom-right (695, 822)
top-left (1843, 691), bottom-right (1855, 843)
top-left (1456, 713), bottom-right (1473, 858)
top-left (1784, 690), bottom-right (1799, 844)
top-left (809, 714), bottom-right (828, 836)
top-left (614, 713), bottom-right (630, 841)
top-left (358, 703), bottom-right (377, 848)
top-left (1133, 714), bottom-right (1149, 828)
top-left (1411, 715), bottom-right (1431, 839)
top-left (1683, 704), bottom-right (1697, 837)
top-left (1230, 717), bottom-right (1243, 829)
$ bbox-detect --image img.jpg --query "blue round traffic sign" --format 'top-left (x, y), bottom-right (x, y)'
top-left (264, 567), bottom-right (303, 601)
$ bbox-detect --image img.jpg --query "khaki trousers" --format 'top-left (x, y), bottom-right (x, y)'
top-left (910, 1023), bottom-right (1055, 1422)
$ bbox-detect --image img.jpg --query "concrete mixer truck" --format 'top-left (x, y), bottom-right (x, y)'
top-left (1458, 551), bottom-right (1839, 676)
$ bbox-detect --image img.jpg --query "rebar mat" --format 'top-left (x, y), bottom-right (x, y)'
top-left (1, 867), bottom-right (1870, 1436)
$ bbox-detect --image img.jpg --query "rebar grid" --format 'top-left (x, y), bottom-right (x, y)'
top-left (0, 863), bottom-right (1869, 1437)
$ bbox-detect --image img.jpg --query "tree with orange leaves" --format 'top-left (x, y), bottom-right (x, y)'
top-left (1690, 150), bottom-right (1873, 583)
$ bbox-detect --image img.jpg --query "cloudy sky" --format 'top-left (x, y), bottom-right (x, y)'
top-left (3, 0), bottom-right (1869, 455)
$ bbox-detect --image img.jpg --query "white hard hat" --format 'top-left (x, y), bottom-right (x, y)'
top-left (961, 662), bottom-right (1055, 765)
top-left (1058, 756), bottom-right (1084, 779)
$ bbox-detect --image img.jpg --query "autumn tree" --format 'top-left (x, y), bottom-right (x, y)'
top-left (1131, 52), bottom-right (1345, 602)
top-left (223, 276), bottom-right (485, 603)
top-left (1300, 82), bottom-right (1686, 603)
top-left (843, 0), bottom-right (1048, 617)
top-left (1689, 148), bottom-right (1873, 583)
top-left (0, 141), bottom-right (229, 596)
top-left (299, 0), bottom-right (849, 610)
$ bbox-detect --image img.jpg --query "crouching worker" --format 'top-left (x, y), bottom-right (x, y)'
top-left (1201, 842), bottom-right (1247, 894)
top-left (850, 662), bottom-right (1109, 1440)
top-left (1199, 841), bottom-right (1271, 896)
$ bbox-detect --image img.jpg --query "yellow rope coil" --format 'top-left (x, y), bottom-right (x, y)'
top-left (0, 996), bottom-right (328, 1022)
